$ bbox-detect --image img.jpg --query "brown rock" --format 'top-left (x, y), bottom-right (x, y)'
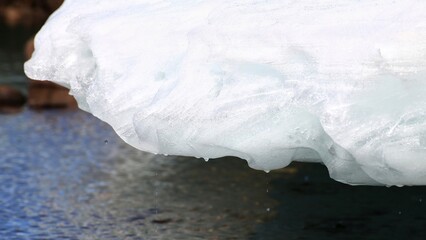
top-left (28, 80), bottom-right (78, 109)
top-left (1, 6), bottom-right (22, 27)
top-left (0, 85), bottom-right (26, 114)
top-left (46, 0), bottom-right (64, 12)
top-left (24, 37), bottom-right (35, 60)
top-left (0, 0), bottom-right (64, 28)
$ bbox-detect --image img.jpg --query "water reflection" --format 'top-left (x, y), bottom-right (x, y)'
top-left (0, 110), bottom-right (276, 239)
top-left (1, 110), bottom-right (426, 239)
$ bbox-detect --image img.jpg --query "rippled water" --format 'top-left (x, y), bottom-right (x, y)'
top-left (1, 110), bottom-right (426, 240)
top-left (0, 110), bottom-right (278, 239)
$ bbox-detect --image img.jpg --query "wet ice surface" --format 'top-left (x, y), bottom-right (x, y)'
top-left (1, 110), bottom-right (426, 239)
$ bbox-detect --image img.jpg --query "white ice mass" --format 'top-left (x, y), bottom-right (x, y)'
top-left (25, 0), bottom-right (426, 186)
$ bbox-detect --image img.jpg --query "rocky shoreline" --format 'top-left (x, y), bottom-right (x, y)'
top-left (0, 0), bottom-right (77, 113)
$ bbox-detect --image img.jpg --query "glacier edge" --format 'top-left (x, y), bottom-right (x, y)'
top-left (25, 0), bottom-right (426, 186)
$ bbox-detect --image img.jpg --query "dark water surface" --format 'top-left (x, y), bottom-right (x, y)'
top-left (0, 23), bottom-right (36, 92)
top-left (1, 110), bottom-right (426, 240)
top-left (0, 110), bottom-right (276, 239)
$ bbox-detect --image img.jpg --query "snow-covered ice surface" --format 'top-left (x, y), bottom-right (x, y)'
top-left (25, 0), bottom-right (426, 186)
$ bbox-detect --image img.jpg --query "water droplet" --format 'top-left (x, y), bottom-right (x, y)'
top-left (264, 170), bottom-right (270, 173)
top-left (204, 158), bottom-right (209, 162)
top-left (266, 188), bottom-right (269, 193)
top-left (304, 176), bottom-right (310, 182)
top-left (104, 139), bottom-right (108, 144)
top-left (266, 208), bottom-right (270, 212)
top-left (398, 211), bottom-right (402, 215)
top-left (419, 198), bottom-right (423, 203)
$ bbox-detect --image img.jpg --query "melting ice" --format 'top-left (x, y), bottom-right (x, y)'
top-left (25, 0), bottom-right (426, 186)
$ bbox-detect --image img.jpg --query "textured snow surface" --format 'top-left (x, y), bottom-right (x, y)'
top-left (25, 0), bottom-right (426, 185)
